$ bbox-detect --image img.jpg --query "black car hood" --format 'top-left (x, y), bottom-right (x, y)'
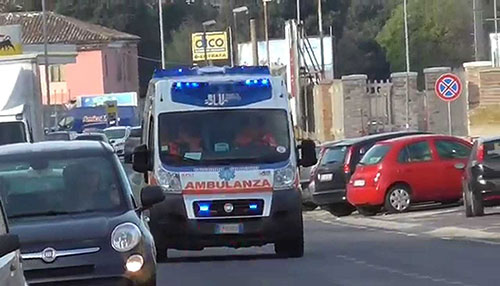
top-left (10, 212), bottom-right (129, 253)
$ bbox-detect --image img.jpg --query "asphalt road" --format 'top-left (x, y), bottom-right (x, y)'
top-left (156, 218), bottom-right (498, 286)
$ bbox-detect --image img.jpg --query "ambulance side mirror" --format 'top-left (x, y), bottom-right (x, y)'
top-left (132, 144), bottom-right (152, 173)
top-left (299, 140), bottom-right (317, 167)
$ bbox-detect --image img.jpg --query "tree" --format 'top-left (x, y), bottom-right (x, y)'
top-left (336, 0), bottom-right (394, 79)
top-left (376, 0), bottom-right (474, 74)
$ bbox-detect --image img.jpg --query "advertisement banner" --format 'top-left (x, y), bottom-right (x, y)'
top-left (0, 25), bottom-right (22, 56)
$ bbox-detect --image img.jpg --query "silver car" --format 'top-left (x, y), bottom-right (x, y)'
top-left (0, 198), bottom-right (26, 286)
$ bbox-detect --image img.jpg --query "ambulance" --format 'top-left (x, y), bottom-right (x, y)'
top-left (131, 66), bottom-right (317, 260)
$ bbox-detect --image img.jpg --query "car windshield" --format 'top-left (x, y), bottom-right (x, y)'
top-left (159, 109), bottom-right (290, 166)
top-left (320, 146), bottom-right (347, 166)
top-left (0, 122), bottom-right (26, 145)
top-left (105, 129), bottom-right (127, 140)
top-left (0, 155), bottom-right (124, 219)
top-left (484, 140), bottom-right (500, 162)
top-left (360, 145), bottom-right (391, 165)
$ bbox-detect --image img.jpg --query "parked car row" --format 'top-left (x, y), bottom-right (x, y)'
top-left (299, 132), bottom-right (500, 218)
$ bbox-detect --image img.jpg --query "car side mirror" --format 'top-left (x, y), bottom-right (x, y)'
top-left (140, 186), bottom-right (165, 210)
top-left (132, 144), bottom-right (151, 173)
top-left (0, 234), bottom-right (20, 257)
top-left (299, 139), bottom-right (317, 167)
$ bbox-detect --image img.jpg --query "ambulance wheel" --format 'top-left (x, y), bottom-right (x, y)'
top-left (274, 215), bottom-right (304, 258)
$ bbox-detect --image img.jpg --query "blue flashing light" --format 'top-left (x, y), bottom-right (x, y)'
top-left (173, 82), bottom-right (205, 90)
top-left (199, 203), bottom-right (211, 213)
top-left (244, 78), bottom-right (271, 87)
top-left (249, 204), bottom-right (258, 210)
top-left (154, 66), bottom-right (270, 79)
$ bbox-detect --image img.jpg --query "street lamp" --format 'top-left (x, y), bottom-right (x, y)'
top-left (263, 0), bottom-right (272, 67)
top-left (202, 20), bottom-right (217, 66)
top-left (403, 0), bottom-right (410, 130)
top-left (232, 6), bottom-right (249, 66)
top-left (158, 0), bottom-right (166, 69)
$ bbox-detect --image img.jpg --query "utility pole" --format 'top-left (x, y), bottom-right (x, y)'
top-left (318, 0), bottom-right (325, 77)
top-left (296, 0), bottom-right (301, 23)
top-left (158, 0), bottom-right (166, 69)
top-left (250, 19), bottom-right (259, 65)
top-left (495, 0), bottom-right (499, 67)
top-left (330, 26), bottom-right (335, 79)
top-left (473, 0), bottom-right (479, 61)
top-left (42, 0), bottom-right (51, 128)
top-left (232, 6), bottom-right (249, 67)
top-left (404, 0), bottom-right (411, 130)
top-left (263, 0), bottom-right (271, 67)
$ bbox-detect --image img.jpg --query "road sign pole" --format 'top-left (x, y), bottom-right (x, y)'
top-left (447, 101), bottom-right (452, 135)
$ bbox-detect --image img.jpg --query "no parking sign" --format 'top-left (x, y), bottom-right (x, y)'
top-left (435, 73), bottom-right (462, 102)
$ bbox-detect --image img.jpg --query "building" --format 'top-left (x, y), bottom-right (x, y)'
top-left (0, 11), bottom-right (140, 105)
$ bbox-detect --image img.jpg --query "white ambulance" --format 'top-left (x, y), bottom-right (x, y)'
top-left (131, 66), bottom-right (317, 260)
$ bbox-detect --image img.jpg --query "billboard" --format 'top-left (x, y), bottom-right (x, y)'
top-left (192, 31), bottom-right (229, 61)
top-left (77, 92), bottom-right (137, 108)
top-left (0, 25), bottom-right (22, 56)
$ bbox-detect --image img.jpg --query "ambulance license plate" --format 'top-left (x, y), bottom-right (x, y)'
top-left (216, 224), bottom-right (243, 234)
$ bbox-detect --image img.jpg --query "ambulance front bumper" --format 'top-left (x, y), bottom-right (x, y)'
top-left (147, 189), bottom-right (302, 250)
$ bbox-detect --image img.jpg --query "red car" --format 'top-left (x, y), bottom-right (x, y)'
top-left (347, 135), bottom-right (472, 216)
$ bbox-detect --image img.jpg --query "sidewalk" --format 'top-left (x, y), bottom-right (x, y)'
top-left (304, 205), bottom-right (500, 244)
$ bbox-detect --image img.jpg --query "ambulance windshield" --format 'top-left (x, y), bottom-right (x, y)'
top-left (158, 109), bottom-right (290, 166)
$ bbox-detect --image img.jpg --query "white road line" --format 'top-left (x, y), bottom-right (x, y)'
top-left (335, 254), bottom-right (478, 286)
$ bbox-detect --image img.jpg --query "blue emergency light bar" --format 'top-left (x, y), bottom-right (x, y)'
top-left (153, 66), bottom-right (270, 79)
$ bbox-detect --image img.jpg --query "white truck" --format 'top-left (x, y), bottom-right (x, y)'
top-left (0, 55), bottom-right (44, 145)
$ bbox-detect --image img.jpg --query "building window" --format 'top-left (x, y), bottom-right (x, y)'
top-left (49, 65), bottom-right (65, 82)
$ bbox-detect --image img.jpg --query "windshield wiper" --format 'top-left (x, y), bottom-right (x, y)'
top-left (165, 153), bottom-right (201, 162)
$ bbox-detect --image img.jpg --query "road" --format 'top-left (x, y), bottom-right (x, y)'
top-left (124, 164), bottom-right (498, 285)
top-left (156, 215), bottom-right (498, 286)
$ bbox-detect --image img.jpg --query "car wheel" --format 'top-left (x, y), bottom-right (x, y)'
top-left (470, 190), bottom-right (484, 217)
top-left (385, 185), bottom-right (411, 213)
top-left (464, 189), bottom-right (473, 217)
top-left (156, 247), bottom-right (168, 263)
top-left (357, 206), bottom-right (380, 216)
top-left (274, 214), bottom-right (304, 258)
top-left (322, 203), bottom-right (355, 217)
top-left (302, 202), bottom-right (318, 212)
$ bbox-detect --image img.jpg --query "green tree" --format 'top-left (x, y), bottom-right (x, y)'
top-left (376, 0), bottom-right (474, 74)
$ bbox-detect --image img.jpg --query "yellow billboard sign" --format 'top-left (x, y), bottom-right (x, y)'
top-left (192, 31), bottom-right (228, 61)
top-left (0, 25), bottom-right (22, 56)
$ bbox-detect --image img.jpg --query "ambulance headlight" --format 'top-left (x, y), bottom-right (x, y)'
top-left (274, 164), bottom-right (296, 191)
top-left (157, 167), bottom-right (182, 194)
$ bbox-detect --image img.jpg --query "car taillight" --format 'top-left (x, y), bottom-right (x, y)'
top-left (344, 146), bottom-right (353, 174)
top-left (477, 144), bottom-right (485, 163)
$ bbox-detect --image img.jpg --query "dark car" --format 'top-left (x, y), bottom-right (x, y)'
top-left (44, 131), bottom-right (77, 141)
top-left (75, 133), bottom-right (110, 144)
top-left (0, 141), bottom-right (164, 285)
top-left (463, 136), bottom-right (500, 217)
top-left (311, 131), bottom-right (429, 216)
top-left (0, 198), bottom-right (27, 286)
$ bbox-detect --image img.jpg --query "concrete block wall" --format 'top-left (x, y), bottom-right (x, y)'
top-left (330, 80), bottom-right (344, 140)
top-left (463, 61), bottom-right (492, 108)
top-left (313, 81), bottom-right (335, 142)
top-left (390, 72), bottom-right (420, 131)
top-left (424, 67), bottom-right (468, 136)
top-left (341, 75), bottom-right (368, 138)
